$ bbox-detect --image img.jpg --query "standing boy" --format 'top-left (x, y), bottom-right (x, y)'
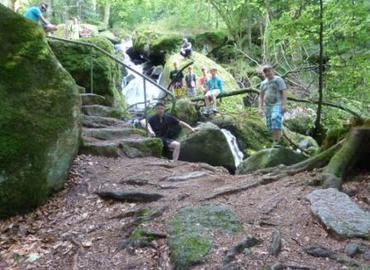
top-left (185, 66), bottom-right (197, 97)
top-left (258, 65), bottom-right (288, 147)
top-left (169, 62), bottom-right (184, 99)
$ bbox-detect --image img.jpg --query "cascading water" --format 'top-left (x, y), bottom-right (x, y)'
top-left (118, 39), bottom-right (164, 111)
top-left (221, 129), bottom-right (244, 168)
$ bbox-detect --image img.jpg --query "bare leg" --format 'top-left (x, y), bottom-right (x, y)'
top-left (272, 130), bottom-right (282, 142)
top-left (169, 141), bottom-right (181, 161)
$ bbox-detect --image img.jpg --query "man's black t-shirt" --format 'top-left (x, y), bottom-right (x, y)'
top-left (170, 70), bottom-right (184, 84)
top-left (148, 114), bottom-right (180, 138)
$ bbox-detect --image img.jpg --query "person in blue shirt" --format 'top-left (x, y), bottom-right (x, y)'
top-left (24, 3), bottom-right (57, 33)
top-left (204, 68), bottom-right (223, 113)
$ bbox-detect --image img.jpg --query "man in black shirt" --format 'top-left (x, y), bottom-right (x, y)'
top-left (142, 103), bottom-right (195, 161)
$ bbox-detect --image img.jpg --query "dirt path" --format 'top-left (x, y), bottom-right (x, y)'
top-left (1, 155), bottom-right (369, 270)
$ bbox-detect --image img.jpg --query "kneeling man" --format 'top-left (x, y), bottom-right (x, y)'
top-left (142, 103), bottom-right (195, 161)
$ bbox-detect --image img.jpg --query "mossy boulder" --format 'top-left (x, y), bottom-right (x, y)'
top-left (173, 98), bottom-right (199, 125)
top-left (284, 128), bottom-right (319, 155)
top-left (237, 147), bottom-right (307, 174)
top-left (132, 29), bottom-right (183, 65)
top-left (49, 36), bottom-right (127, 117)
top-left (168, 204), bottom-right (241, 269)
top-left (160, 52), bottom-right (240, 96)
top-left (0, 6), bottom-right (80, 218)
top-left (211, 111), bottom-right (272, 156)
top-left (190, 31), bottom-right (229, 54)
top-left (179, 123), bottom-right (237, 171)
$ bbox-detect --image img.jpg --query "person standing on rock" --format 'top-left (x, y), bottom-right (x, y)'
top-left (169, 62), bottom-right (184, 99)
top-left (204, 68), bottom-right (223, 113)
top-left (258, 65), bottom-right (288, 147)
top-left (141, 103), bottom-right (195, 161)
top-left (199, 67), bottom-right (209, 93)
top-left (185, 66), bottom-right (197, 97)
top-left (24, 3), bottom-right (57, 33)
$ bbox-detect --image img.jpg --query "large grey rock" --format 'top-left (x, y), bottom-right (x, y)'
top-left (307, 188), bottom-right (370, 238)
top-left (0, 6), bottom-right (80, 218)
top-left (179, 123), bottom-right (236, 171)
top-left (237, 147), bottom-right (306, 174)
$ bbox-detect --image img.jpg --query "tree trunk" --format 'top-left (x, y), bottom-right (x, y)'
top-left (103, 3), bottom-right (111, 27)
top-left (322, 127), bottom-right (370, 189)
top-left (314, 0), bottom-right (324, 138)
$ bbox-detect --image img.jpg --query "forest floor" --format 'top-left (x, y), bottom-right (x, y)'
top-left (0, 155), bottom-right (369, 270)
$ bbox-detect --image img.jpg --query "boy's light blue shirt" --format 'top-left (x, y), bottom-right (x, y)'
top-left (207, 77), bottom-right (224, 93)
top-left (24, 7), bottom-right (42, 24)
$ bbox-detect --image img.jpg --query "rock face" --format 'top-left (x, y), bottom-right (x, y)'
top-left (49, 36), bottom-right (127, 117)
top-left (237, 147), bottom-right (307, 174)
top-left (160, 52), bottom-right (239, 95)
top-left (173, 98), bottom-right (199, 125)
top-left (0, 6), bottom-right (80, 218)
top-left (307, 188), bottom-right (370, 238)
top-left (167, 204), bottom-right (241, 269)
top-left (179, 123), bottom-right (238, 171)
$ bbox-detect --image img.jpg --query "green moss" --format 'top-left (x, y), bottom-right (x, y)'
top-left (49, 36), bottom-right (127, 117)
top-left (167, 204), bottom-right (241, 269)
top-left (0, 6), bottom-right (80, 218)
top-left (174, 98), bottom-right (199, 125)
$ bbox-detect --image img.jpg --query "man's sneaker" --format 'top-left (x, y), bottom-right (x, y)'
top-left (211, 108), bottom-right (219, 113)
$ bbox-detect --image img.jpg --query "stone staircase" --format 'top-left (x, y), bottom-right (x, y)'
top-left (79, 93), bottom-right (163, 158)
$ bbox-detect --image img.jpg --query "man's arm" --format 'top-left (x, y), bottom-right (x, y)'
top-left (259, 92), bottom-right (265, 115)
top-left (179, 121), bottom-right (195, 133)
top-left (39, 15), bottom-right (50, 25)
top-left (140, 119), bottom-right (156, 137)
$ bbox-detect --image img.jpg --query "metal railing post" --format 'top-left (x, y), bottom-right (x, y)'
top-left (143, 79), bottom-right (148, 136)
top-left (90, 48), bottom-right (94, 94)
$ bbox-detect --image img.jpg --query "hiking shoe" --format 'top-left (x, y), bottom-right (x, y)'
top-left (211, 108), bottom-right (219, 113)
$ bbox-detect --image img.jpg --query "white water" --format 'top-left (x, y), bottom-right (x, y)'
top-left (119, 40), bottom-right (164, 109)
top-left (221, 129), bottom-right (244, 168)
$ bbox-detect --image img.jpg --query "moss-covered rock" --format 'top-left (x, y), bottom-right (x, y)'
top-left (179, 123), bottom-right (237, 171)
top-left (211, 111), bottom-right (272, 156)
top-left (173, 98), bottom-right (199, 125)
top-left (284, 128), bottom-right (319, 155)
top-left (160, 52), bottom-right (240, 97)
top-left (190, 31), bottom-right (229, 54)
top-left (237, 147), bottom-right (307, 174)
top-left (0, 6), bottom-right (80, 218)
top-left (168, 204), bottom-right (241, 269)
top-left (132, 29), bottom-right (183, 65)
top-left (49, 36), bottom-right (127, 117)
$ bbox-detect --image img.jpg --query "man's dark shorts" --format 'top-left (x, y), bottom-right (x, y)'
top-left (160, 137), bottom-right (174, 151)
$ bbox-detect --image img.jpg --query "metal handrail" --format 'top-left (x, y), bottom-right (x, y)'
top-left (46, 36), bottom-right (177, 114)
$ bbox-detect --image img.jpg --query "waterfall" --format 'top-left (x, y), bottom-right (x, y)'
top-left (118, 39), bottom-right (164, 110)
top-left (221, 129), bottom-right (244, 168)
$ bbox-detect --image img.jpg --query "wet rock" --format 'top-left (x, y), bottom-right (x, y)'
top-left (364, 249), bottom-right (370, 261)
top-left (167, 204), bottom-right (241, 269)
top-left (307, 188), bottom-right (370, 238)
top-left (97, 191), bottom-right (164, 202)
top-left (269, 230), bottom-right (282, 256)
top-left (270, 263), bottom-right (284, 270)
top-left (344, 243), bottom-right (360, 257)
top-left (237, 147), bottom-right (306, 174)
top-left (179, 123), bottom-right (237, 171)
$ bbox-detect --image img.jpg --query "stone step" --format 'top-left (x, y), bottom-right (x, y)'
top-left (82, 115), bottom-right (129, 129)
top-left (80, 137), bottom-right (163, 158)
top-left (81, 93), bottom-right (107, 106)
top-left (82, 127), bottom-right (146, 141)
top-left (81, 105), bottom-right (119, 118)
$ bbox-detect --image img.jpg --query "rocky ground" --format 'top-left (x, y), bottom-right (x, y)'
top-left (0, 155), bottom-right (369, 270)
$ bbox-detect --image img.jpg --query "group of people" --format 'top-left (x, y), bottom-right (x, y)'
top-left (169, 63), bottom-right (224, 114)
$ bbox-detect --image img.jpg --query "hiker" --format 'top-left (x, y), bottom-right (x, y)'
top-left (258, 65), bottom-right (288, 147)
top-left (24, 3), bottom-right (57, 33)
top-left (204, 68), bottom-right (223, 113)
top-left (169, 62), bottom-right (184, 99)
top-left (180, 38), bottom-right (192, 58)
top-left (185, 66), bottom-right (197, 97)
top-left (199, 67), bottom-right (208, 93)
top-left (141, 103), bottom-right (195, 161)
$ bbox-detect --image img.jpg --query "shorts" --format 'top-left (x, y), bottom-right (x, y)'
top-left (206, 89), bottom-right (221, 96)
top-left (160, 137), bottom-right (174, 151)
top-left (175, 87), bottom-right (185, 98)
top-left (265, 104), bottom-right (283, 132)
top-left (187, 87), bottom-right (196, 97)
